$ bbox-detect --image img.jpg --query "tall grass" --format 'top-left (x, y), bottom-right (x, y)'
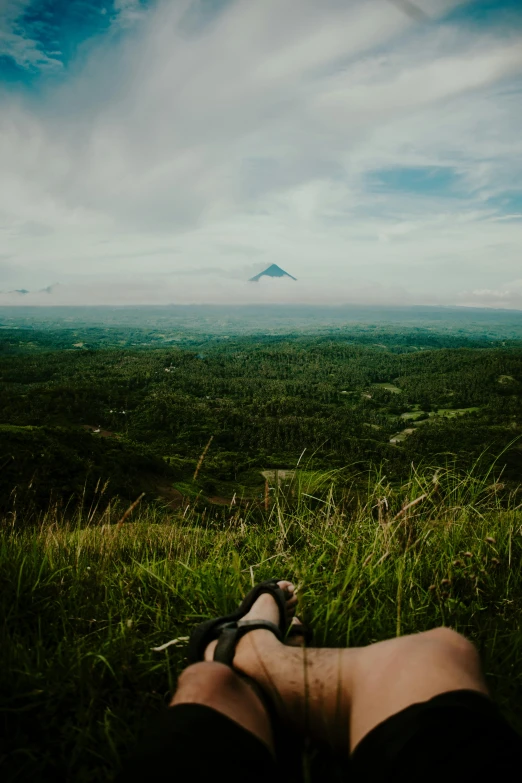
top-left (2, 464), bottom-right (522, 781)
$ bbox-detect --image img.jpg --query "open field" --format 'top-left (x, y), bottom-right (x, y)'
top-left (372, 382), bottom-right (402, 394)
top-left (392, 408), bottom-right (483, 443)
top-left (389, 427), bottom-right (416, 443)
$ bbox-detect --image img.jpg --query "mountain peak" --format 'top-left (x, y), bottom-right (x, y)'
top-left (249, 264), bottom-right (297, 282)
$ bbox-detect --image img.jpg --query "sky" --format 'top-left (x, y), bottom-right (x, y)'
top-left (0, 0), bottom-right (522, 308)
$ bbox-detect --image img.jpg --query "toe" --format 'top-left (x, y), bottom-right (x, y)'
top-left (204, 639), bottom-right (218, 661)
top-left (277, 580), bottom-right (298, 615)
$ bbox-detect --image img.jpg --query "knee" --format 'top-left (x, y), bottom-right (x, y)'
top-left (419, 627), bottom-right (479, 666)
top-left (176, 661), bottom-right (240, 698)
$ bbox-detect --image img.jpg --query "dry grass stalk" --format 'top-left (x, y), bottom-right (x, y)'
top-left (115, 493), bottom-right (145, 531)
top-left (377, 497), bottom-right (389, 526)
top-left (193, 435), bottom-right (214, 480)
top-left (393, 493), bottom-right (428, 521)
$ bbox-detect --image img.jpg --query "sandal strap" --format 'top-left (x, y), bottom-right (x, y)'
top-left (213, 619), bottom-right (282, 666)
top-left (237, 580), bottom-right (290, 634)
top-left (188, 579), bottom-right (291, 664)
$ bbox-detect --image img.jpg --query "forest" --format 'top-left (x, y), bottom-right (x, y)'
top-left (1, 313), bottom-right (522, 512)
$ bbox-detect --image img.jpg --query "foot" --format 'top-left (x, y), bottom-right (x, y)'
top-left (204, 580), bottom-right (298, 661)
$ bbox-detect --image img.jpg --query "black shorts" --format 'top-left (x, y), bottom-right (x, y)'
top-left (120, 690), bottom-right (522, 782)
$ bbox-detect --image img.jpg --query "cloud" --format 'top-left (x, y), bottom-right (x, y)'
top-left (0, 0), bottom-right (521, 305)
top-left (0, 273), bottom-right (421, 306)
top-left (457, 279), bottom-right (522, 310)
top-left (112, 0), bottom-right (148, 29)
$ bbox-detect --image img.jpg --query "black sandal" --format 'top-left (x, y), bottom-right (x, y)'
top-left (188, 579), bottom-right (295, 664)
top-left (211, 618), bottom-right (313, 663)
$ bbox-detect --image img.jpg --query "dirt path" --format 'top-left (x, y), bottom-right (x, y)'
top-left (208, 495), bottom-right (234, 506)
top-left (81, 425), bottom-right (118, 438)
top-left (154, 483), bottom-right (185, 509)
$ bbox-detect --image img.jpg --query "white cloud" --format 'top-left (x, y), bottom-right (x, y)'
top-left (457, 279), bottom-right (522, 310)
top-left (113, 0), bottom-right (148, 28)
top-left (0, 0), bottom-right (522, 305)
top-left (0, 274), bottom-right (421, 307)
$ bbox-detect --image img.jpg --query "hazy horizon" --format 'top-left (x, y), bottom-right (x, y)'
top-left (1, 1), bottom-right (522, 308)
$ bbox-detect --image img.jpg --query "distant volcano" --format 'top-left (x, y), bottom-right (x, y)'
top-left (249, 264), bottom-right (297, 282)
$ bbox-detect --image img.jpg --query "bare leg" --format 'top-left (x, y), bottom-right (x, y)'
top-left (168, 580), bottom-right (300, 754)
top-left (170, 662), bottom-right (276, 752)
top-left (205, 589), bottom-right (488, 753)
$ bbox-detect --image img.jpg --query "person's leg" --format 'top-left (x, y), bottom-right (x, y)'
top-left (206, 589), bottom-right (488, 753)
top-left (169, 661), bottom-right (275, 752)
top-left (119, 582), bottom-right (300, 782)
top-left (162, 580), bottom-right (300, 756)
top-left (120, 664), bottom-right (282, 783)
top-left (346, 625), bottom-right (488, 750)
top-left (120, 607), bottom-right (303, 782)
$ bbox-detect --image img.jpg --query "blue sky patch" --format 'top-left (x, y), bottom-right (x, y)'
top-left (443, 0), bottom-right (522, 28)
top-left (17, 0), bottom-right (112, 68)
top-left (485, 191), bottom-right (522, 214)
top-left (367, 166), bottom-right (460, 196)
top-left (0, 0), bottom-right (151, 84)
top-left (0, 54), bottom-right (32, 84)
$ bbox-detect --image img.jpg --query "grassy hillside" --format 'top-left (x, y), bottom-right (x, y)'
top-left (0, 424), bottom-right (177, 513)
top-left (2, 466), bottom-right (522, 781)
top-left (2, 322), bottom-right (522, 781)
